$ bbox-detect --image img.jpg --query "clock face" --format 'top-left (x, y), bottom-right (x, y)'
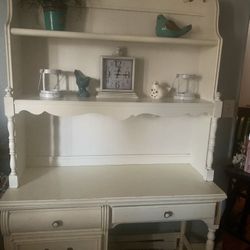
top-left (101, 57), bottom-right (135, 91)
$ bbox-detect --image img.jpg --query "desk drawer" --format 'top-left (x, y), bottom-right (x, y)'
top-left (112, 203), bottom-right (215, 224)
top-left (17, 237), bottom-right (102, 250)
top-left (9, 207), bottom-right (102, 233)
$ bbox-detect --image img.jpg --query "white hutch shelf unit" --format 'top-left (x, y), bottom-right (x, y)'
top-left (1, 0), bottom-right (226, 250)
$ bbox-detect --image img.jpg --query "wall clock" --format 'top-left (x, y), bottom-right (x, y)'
top-left (98, 56), bottom-right (138, 99)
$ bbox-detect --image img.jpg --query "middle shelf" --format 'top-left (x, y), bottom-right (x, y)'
top-left (13, 96), bottom-right (216, 118)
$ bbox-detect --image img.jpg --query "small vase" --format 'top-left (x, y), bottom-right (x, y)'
top-left (43, 8), bottom-right (67, 31)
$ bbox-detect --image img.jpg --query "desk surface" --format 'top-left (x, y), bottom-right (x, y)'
top-left (0, 164), bottom-right (226, 208)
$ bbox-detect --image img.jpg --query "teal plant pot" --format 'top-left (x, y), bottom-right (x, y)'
top-left (43, 9), bottom-right (66, 31)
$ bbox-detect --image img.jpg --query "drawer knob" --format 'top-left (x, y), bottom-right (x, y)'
top-left (164, 211), bottom-right (173, 218)
top-left (51, 220), bottom-right (63, 228)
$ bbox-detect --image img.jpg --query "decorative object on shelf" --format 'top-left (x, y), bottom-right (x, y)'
top-left (244, 134), bottom-right (250, 173)
top-left (173, 74), bottom-right (199, 100)
top-left (156, 15), bottom-right (192, 38)
top-left (97, 53), bottom-right (137, 99)
top-left (74, 70), bottom-right (90, 97)
top-left (20, 0), bottom-right (82, 31)
top-left (232, 107), bottom-right (250, 170)
top-left (112, 47), bottom-right (127, 57)
top-left (38, 69), bottom-right (64, 99)
top-left (232, 141), bottom-right (246, 169)
top-left (150, 81), bottom-right (171, 100)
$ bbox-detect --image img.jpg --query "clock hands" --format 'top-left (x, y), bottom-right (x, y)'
top-left (117, 73), bottom-right (130, 76)
top-left (116, 70), bottom-right (130, 78)
top-left (116, 66), bottom-right (121, 78)
top-left (103, 57), bottom-right (134, 91)
top-left (115, 82), bottom-right (120, 89)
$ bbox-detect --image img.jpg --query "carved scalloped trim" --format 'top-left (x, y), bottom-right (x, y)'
top-left (14, 101), bottom-right (214, 119)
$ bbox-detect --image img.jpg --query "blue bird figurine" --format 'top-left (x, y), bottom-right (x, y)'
top-left (156, 15), bottom-right (192, 38)
top-left (74, 70), bottom-right (90, 97)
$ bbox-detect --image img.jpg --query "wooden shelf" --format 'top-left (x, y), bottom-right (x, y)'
top-left (11, 28), bottom-right (218, 46)
top-left (13, 96), bottom-right (215, 118)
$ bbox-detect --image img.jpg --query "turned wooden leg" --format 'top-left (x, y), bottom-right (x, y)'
top-left (179, 221), bottom-right (193, 250)
top-left (7, 116), bottom-right (18, 188)
top-left (179, 221), bottom-right (186, 250)
top-left (206, 227), bottom-right (216, 250)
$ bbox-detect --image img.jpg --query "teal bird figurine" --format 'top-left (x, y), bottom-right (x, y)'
top-left (156, 15), bottom-right (192, 38)
top-left (74, 70), bottom-right (90, 97)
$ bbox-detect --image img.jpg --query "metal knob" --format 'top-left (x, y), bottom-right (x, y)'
top-left (164, 211), bottom-right (173, 218)
top-left (51, 220), bottom-right (63, 228)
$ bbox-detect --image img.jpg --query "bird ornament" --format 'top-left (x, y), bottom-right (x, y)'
top-left (156, 14), bottom-right (192, 38)
top-left (74, 70), bottom-right (90, 97)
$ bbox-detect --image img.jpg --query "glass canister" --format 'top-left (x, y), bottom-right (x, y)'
top-left (39, 69), bottom-right (63, 99)
top-left (173, 74), bottom-right (199, 100)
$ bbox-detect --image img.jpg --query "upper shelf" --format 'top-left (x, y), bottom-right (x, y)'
top-left (10, 28), bottom-right (218, 47)
top-left (13, 95), bottom-right (216, 119)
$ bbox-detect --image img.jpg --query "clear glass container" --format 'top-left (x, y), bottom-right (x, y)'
top-left (173, 74), bottom-right (199, 100)
top-left (39, 69), bottom-right (63, 99)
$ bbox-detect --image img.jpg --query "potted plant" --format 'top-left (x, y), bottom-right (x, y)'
top-left (21, 0), bottom-right (82, 31)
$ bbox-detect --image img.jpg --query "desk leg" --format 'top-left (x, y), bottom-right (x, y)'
top-left (203, 219), bottom-right (218, 250)
top-left (179, 221), bottom-right (186, 250)
top-left (206, 227), bottom-right (216, 250)
top-left (179, 222), bottom-right (193, 250)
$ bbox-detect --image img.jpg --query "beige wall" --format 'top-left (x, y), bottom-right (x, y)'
top-left (214, 0), bottom-right (249, 190)
top-left (239, 23), bottom-right (250, 107)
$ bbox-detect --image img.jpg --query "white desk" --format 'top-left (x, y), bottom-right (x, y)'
top-left (0, 164), bottom-right (226, 250)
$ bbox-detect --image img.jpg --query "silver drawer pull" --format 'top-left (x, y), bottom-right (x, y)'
top-left (51, 220), bottom-right (63, 228)
top-left (164, 211), bottom-right (173, 218)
